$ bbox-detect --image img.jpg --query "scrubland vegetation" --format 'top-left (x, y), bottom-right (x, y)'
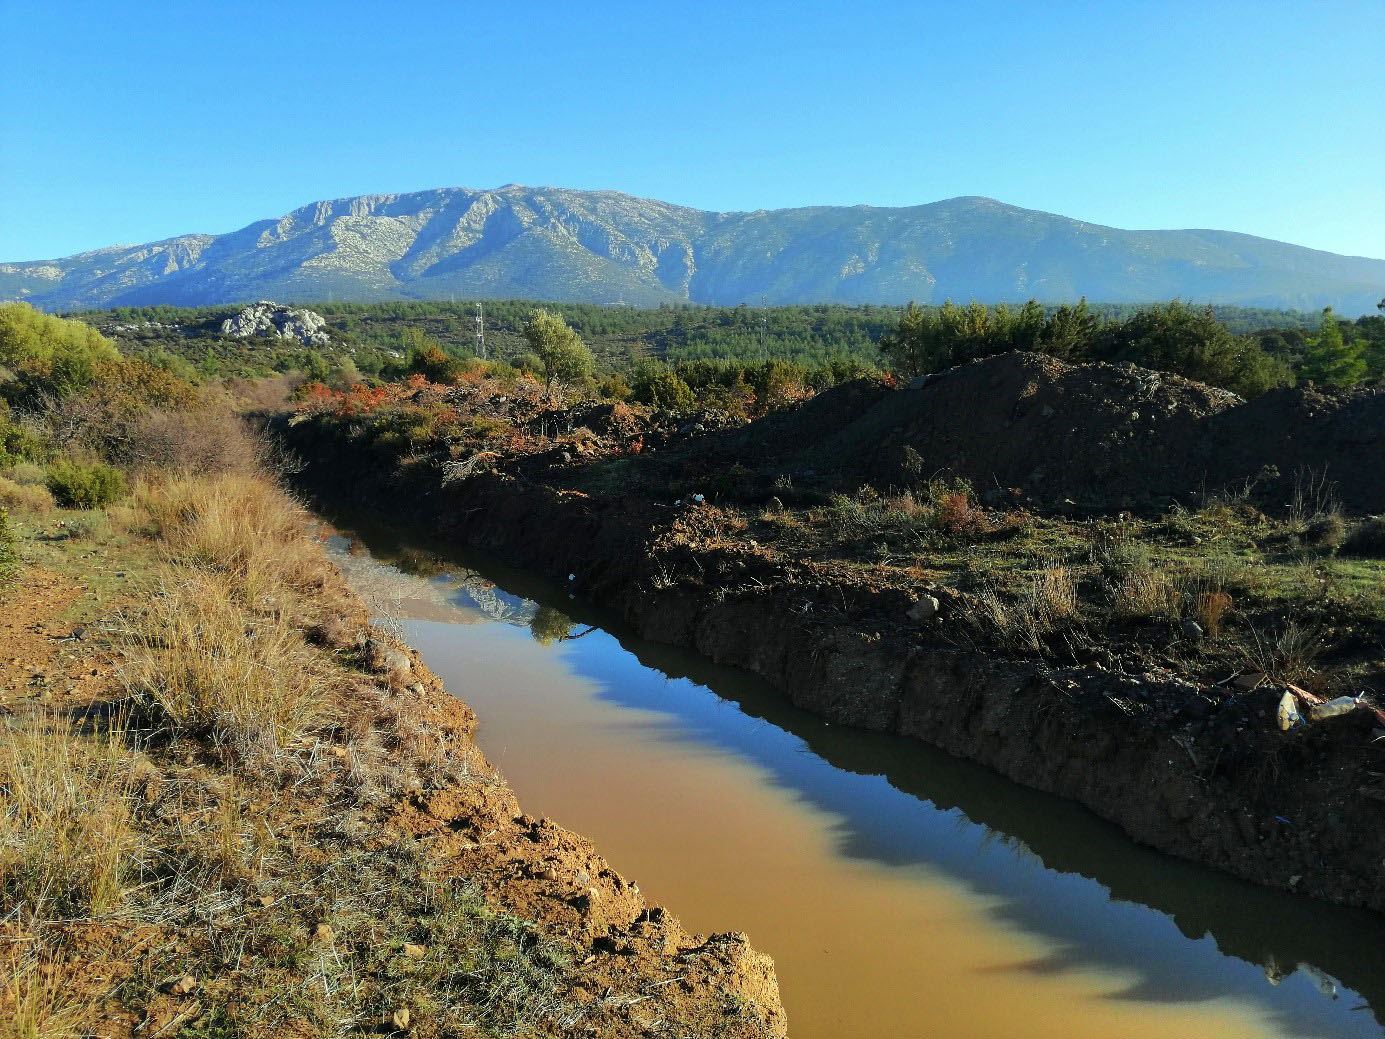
top-left (74, 296), bottom-right (1385, 405)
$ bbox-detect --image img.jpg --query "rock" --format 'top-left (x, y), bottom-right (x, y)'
top-left (1181, 619), bottom-right (1204, 639)
top-left (366, 638), bottom-right (412, 676)
top-left (169, 975), bottom-right (197, 995)
top-left (767, 496), bottom-right (784, 512)
top-left (401, 942), bottom-right (427, 959)
top-left (391, 1007), bottom-right (410, 1029)
top-left (314, 923), bottom-right (335, 943)
top-left (906, 595), bottom-right (940, 622)
top-left (1232, 672), bottom-right (1267, 691)
top-left (257, 894), bottom-right (275, 907)
top-left (907, 375), bottom-right (929, 390)
top-left (219, 301), bottom-right (330, 346)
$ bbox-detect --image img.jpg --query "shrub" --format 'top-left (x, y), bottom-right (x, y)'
top-left (121, 401), bottom-right (262, 475)
top-left (935, 490), bottom-right (991, 536)
top-left (0, 476), bottom-right (53, 513)
top-left (467, 415), bottom-right (510, 440)
top-left (597, 372), bottom-right (633, 401)
top-left (0, 507), bottom-right (16, 590)
top-left (630, 359), bottom-right (695, 411)
top-left (1244, 620), bottom-right (1323, 684)
top-left (1343, 517), bottom-right (1385, 557)
top-left (45, 459), bottom-right (125, 509)
top-left (0, 419), bottom-right (47, 468)
top-left (5, 461), bottom-right (46, 486)
top-left (1300, 512), bottom-right (1347, 550)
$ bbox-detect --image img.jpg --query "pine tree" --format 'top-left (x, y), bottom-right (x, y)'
top-left (1298, 307), bottom-right (1366, 388)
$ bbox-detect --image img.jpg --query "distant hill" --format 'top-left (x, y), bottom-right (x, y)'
top-left (3, 186), bottom-right (1382, 315)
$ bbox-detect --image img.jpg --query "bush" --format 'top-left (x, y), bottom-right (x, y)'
top-left (0, 419), bottom-right (47, 468)
top-left (630, 360), bottom-right (695, 410)
top-left (0, 507), bottom-right (17, 590)
top-left (45, 459), bottom-right (125, 509)
top-left (0, 476), bottom-right (53, 513)
top-left (1342, 517), bottom-right (1385, 557)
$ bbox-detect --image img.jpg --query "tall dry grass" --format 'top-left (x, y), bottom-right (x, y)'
top-left (965, 563), bottom-right (1078, 654)
top-left (121, 568), bottom-right (334, 749)
top-left (0, 951), bottom-right (94, 1039)
top-left (120, 472), bottom-right (342, 753)
top-left (134, 472), bottom-right (332, 617)
top-left (0, 717), bottom-right (137, 921)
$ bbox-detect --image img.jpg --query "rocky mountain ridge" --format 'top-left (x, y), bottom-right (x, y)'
top-left (3, 185), bottom-right (1382, 314)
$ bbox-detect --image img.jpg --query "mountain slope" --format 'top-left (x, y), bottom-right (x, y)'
top-left (3, 186), bottom-right (1382, 314)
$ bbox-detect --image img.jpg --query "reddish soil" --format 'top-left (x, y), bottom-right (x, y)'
top-left (1, 540), bottom-right (785, 1038)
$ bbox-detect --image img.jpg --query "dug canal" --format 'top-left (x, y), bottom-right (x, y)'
top-left (326, 520), bottom-right (1385, 1039)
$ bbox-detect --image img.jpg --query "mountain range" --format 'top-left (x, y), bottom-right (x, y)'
top-left (3, 185), bottom-right (1382, 315)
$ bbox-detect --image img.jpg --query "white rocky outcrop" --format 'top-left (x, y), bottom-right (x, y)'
top-left (220, 301), bottom-right (330, 345)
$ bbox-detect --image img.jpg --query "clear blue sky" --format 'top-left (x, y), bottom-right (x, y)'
top-left (3, 0), bottom-right (1382, 261)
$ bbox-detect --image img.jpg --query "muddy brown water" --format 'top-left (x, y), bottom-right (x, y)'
top-left (325, 521), bottom-right (1385, 1039)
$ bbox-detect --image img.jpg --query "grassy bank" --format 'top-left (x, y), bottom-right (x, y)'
top-left (0, 308), bottom-right (784, 1038)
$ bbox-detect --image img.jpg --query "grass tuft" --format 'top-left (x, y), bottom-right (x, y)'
top-left (120, 568), bottom-right (336, 750)
top-left (0, 717), bottom-right (138, 921)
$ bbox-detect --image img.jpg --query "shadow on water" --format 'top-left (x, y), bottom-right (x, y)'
top-left (321, 508), bottom-right (1385, 1039)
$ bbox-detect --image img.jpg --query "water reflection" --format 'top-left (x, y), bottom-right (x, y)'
top-left (324, 524), bottom-right (1385, 1039)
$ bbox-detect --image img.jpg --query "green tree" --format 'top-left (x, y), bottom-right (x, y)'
top-left (1091, 302), bottom-right (1286, 397)
top-left (1298, 307), bottom-right (1367, 388)
top-left (522, 309), bottom-right (594, 395)
top-left (630, 360), bottom-right (695, 410)
top-left (529, 605), bottom-right (574, 645)
top-left (0, 303), bottom-right (120, 402)
top-left (877, 302), bottom-right (942, 377)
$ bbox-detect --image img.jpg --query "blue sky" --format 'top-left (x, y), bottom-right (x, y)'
top-left (2, 0), bottom-right (1382, 261)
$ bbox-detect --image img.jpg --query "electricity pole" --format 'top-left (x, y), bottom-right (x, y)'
top-left (474, 302), bottom-right (486, 359)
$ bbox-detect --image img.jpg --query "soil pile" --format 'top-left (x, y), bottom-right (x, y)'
top-left (746, 353), bottom-right (1383, 512)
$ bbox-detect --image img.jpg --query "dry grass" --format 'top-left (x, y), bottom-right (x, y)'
top-left (133, 472), bottom-right (332, 618)
top-left (1194, 590), bottom-right (1234, 638)
top-left (120, 568), bottom-right (336, 750)
top-left (0, 952), bottom-right (94, 1039)
top-left (1108, 562), bottom-right (1181, 620)
top-left (0, 716), bottom-right (138, 921)
top-left (0, 475), bottom-right (54, 513)
top-left (965, 562), bottom-right (1078, 654)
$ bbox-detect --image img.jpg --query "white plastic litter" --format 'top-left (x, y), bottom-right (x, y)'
top-left (1277, 691), bottom-right (1304, 731)
top-left (1309, 695), bottom-right (1361, 722)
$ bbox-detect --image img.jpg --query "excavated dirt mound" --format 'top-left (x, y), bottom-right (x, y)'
top-left (750, 353), bottom-right (1383, 512)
